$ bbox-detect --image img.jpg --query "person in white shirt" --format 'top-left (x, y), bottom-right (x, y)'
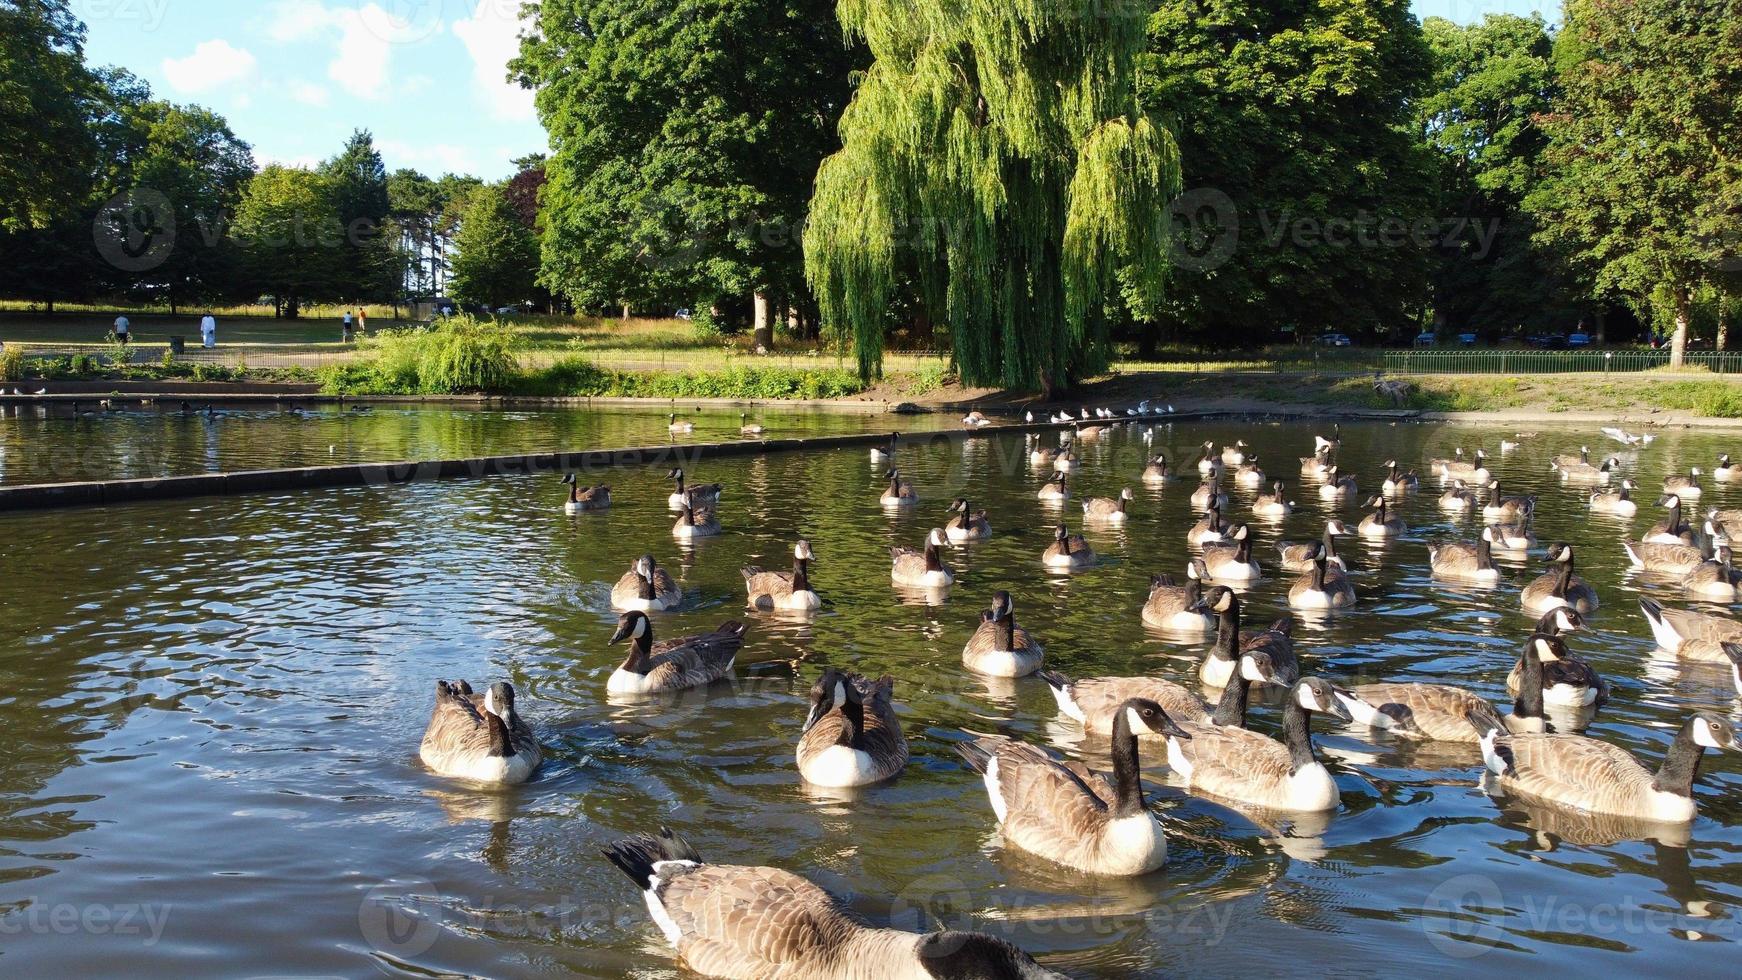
top-left (200, 314), bottom-right (216, 349)
top-left (113, 315), bottom-right (130, 345)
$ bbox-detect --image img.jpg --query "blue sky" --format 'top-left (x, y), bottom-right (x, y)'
top-left (78, 0), bottom-right (1563, 183)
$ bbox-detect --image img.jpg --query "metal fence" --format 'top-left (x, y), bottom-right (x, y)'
top-left (1382, 349), bottom-right (1742, 376)
top-left (10, 343), bottom-right (347, 370)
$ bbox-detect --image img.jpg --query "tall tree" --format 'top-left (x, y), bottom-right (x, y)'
top-left (1529, 0), bottom-right (1742, 366)
top-left (231, 165), bottom-right (344, 318)
top-left (515, 0), bottom-right (856, 324)
top-left (805, 1), bottom-right (1180, 390)
top-left (0, 0), bottom-right (96, 231)
top-left (321, 129), bottom-right (395, 302)
top-left (1141, 0), bottom-right (1437, 349)
top-left (450, 182), bottom-right (540, 310)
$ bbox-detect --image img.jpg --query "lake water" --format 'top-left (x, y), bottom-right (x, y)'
top-left (0, 417), bottom-right (1737, 977)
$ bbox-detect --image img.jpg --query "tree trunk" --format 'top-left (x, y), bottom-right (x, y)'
top-left (1594, 308), bottom-right (1607, 346)
top-left (45, 299), bottom-right (54, 316)
top-left (1719, 300), bottom-right (1731, 352)
top-left (752, 291), bottom-right (773, 350)
top-left (621, 303), bottom-right (631, 321)
top-left (1671, 284), bottom-right (1690, 369)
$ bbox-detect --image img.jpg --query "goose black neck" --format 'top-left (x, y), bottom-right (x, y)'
top-left (1551, 559), bottom-right (1574, 597)
top-left (623, 629), bottom-right (655, 673)
top-left (485, 711), bottom-right (514, 758)
top-left (1651, 723), bottom-right (1709, 798)
top-left (1107, 707), bottom-right (1146, 818)
top-left (924, 541), bottom-right (941, 572)
top-left (638, 568), bottom-right (657, 599)
top-left (1280, 697), bottom-right (1320, 773)
top-left (792, 557), bottom-right (810, 593)
top-left (1514, 640), bottom-right (1545, 721)
top-left (835, 695), bottom-right (865, 749)
top-left (1477, 532), bottom-right (1493, 569)
top-left (954, 501), bottom-right (971, 530)
top-left (1213, 601), bottom-right (1241, 661)
top-left (1185, 577), bottom-right (1202, 606)
top-left (1210, 672), bottom-right (1251, 727)
top-left (569, 483), bottom-right (580, 503)
top-left (674, 473), bottom-right (685, 495)
top-left (1233, 535), bottom-right (1252, 563)
top-left (1668, 497), bottom-right (1685, 533)
top-left (1310, 558), bottom-right (1327, 591)
top-left (1321, 525), bottom-right (1339, 559)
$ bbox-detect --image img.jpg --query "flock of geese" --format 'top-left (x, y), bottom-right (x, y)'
top-left (421, 413), bottom-right (1742, 980)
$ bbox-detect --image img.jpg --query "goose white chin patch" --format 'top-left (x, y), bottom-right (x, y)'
top-left (1125, 706), bottom-right (1150, 735)
top-left (1296, 685), bottom-right (1324, 712)
top-left (1694, 722), bottom-right (1728, 749)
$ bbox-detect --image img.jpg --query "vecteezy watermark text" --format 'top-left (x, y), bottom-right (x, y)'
top-left (0, 900), bottom-right (171, 944)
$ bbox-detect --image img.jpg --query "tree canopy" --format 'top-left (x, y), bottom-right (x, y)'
top-left (450, 181), bottom-right (540, 311)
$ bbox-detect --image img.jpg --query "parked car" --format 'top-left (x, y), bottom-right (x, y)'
top-left (1317, 333), bottom-right (1352, 347)
top-left (1413, 333), bottom-right (1436, 348)
top-left (1527, 333), bottom-right (1568, 350)
top-left (1457, 332), bottom-right (1479, 346)
top-left (673, 308), bottom-right (693, 321)
top-left (1567, 332), bottom-right (1592, 348)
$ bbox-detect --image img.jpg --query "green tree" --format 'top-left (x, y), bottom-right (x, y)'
top-left (1528, 0), bottom-right (1742, 366)
top-left (805, 1), bottom-right (1179, 391)
top-left (1141, 0), bottom-right (1437, 350)
top-left (321, 129), bottom-right (395, 302)
top-left (0, 0), bottom-right (97, 231)
top-left (449, 182), bottom-right (539, 311)
top-left (231, 165), bottom-right (344, 318)
top-left (515, 0), bottom-right (856, 327)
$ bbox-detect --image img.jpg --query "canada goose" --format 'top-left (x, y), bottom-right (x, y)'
top-left (1232, 458), bottom-right (1266, 488)
top-left (1053, 445), bottom-right (1079, 473)
top-left (880, 469), bottom-right (919, 507)
top-left (1288, 543), bottom-right (1357, 609)
top-left (1474, 712), bottom-right (1737, 823)
top-left (1643, 493), bottom-right (1696, 545)
top-left (1300, 447), bottom-right (1333, 479)
top-left (738, 413), bottom-right (765, 436)
top-left (1589, 479), bottom-right (1639, 517)
top-left (1196, 441), bottom-right (1221, 476)
top-left (419, 680), bottom-right (542, 784)
top-left (1558, 454), bottom-right (1621, 485)
top-left (1489, 521), bottom-right (1538, 552)
top-left (1198, 586), bottom-right (1298, 687)
top-left (667, 468), bottom-right (722, 510)
top-left (1076, 422), bottom-right (1109, 441)
top-left (1438, 479), bottom-right (1479, 512)
top-left (1382, 460), bottom-right (1419, 494)
top-left (1028, 435), bottom-right (1060, 468)
top-left (1201, 524), bottom-right (1260, 580)
top-left (1504, 631), bottom-right (1607, 707)
top-left (1187, 505), bottom-right (1231, 550)
top-left (962, 591), bottom-right (1045, 677)
top-left (606, 612), bottom-right (746, 695)
top-left (1428, 527), bottom-right (1501, 583)
top-left (1141, 561), bottom-right (1216, 632)
top-left (1278, 520), bottom-right (1352, 572)
top-left (1358, 495), bottom-right (1405, 538)
top-left (561, 473), bottom-right (611, 513)
top-left (945, 498), bottom-right (993, 541)
top-left (612, 554), bottom-right (683, 611)
top-left (1714, 454), bottom-right (1738, 481)
top-left (797, 670), bottom-right (907, 787)
top-left (891, 529), bottom-right (954, 587)
top-left (673, 501), bottom-right (721, 540)
top-left (1318, 466), bottom-right (1357, 501)
top-left (1640, 597), bottom-right (1742, 662)
top-left (1141, 453), bottom-right (1170, 484)
top-left (1711, 506), bottom-right (1742, 540)
top-left (603, 829), bottom-right (1064, 979)
top-left (743, 540), bottom-right (820, 611)
top-left (1251, 481), bottom-right (1294, 519)
top-left (1481, 480), bottom-right (1535, 521)
top-left (1433, 448), bottom-right (1492, 483)
top-left (1190, 478), bottom-right (1228, 512)
top-left (1682, 538), bottom-right (1740, 601)
top-left (1551, 446), bottom-right (1592, 471)
top-left (1037, 472), bottom-right (1070, 502)
top-left (871, 432), bottom-right (898, 463)
top-left (1664, 467), bottom-right (1704, 499)
top-left (1521, 543), bottom-right (1599, 615)
top-left (668, 412), bottom-right (694, 434)
top-left (1727, 643), bottom-right (1742, 695)
top-left (961, 410), bottom-right (991, 428)
top-left (1042, 524), bottom-right (1097, 570)
top-left (956, 698), bottom-right (1191, 876)
top-left (1221, 440), bottom-right (1249, 466)
top-left (1166, 677), bottom-right (1352, 812)
top-left (1042, 668), bottom-right (1215, 730)
top-left (1623, 527), bottom-right (1711, 577)
top-left (1337, 640), bottom-right (1546, 743)
top-left (1081, 487), bottom-right (1133, 523)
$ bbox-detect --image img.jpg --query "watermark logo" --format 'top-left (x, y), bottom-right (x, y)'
top-left (357, 875), bottom-right (442, 957)
top-left (1167, 187), bottom-right (1239, 273)
top-left (71, 0), bottom-right (171, 31)
top-left (359, 0), bottom-right (448, 45)
top-left (1422, 874), bottom-right (1504, 958)
top-left (93, 188), bottom-right (176, 273)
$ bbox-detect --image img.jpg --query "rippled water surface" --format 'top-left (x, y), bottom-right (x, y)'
top-left (2, 418), bottom-right (1740, 977)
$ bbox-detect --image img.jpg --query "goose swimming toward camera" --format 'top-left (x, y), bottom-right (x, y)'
top-left (1082, 488), bottom-right (1134, 523)
top-left (1358, 494), bottom-right (1405, 538)
top-left (1640, 597), bottom-right (1742, 662)
top-left (673, 501), bottom-right (721, 540)
top-left (1198, 586), bottom-right (1298, 688)
top-left (1288, 543), bottom-right (1357, 609)
top-left (1221, 440), bottom-right (1249, 466)
top-left (945, 498), bottom-right (993, 541)
top-left (879, 469), bottom-right (918, 507)
top-left (667, 468), bottom-right (722, 510)
top-left (797, 670), bottom-right (908, 788)
top-left (1521, 543), bottom-right (1599, 615)
top-left (891, 529), bottom-right (954, 587)
top-left (1589, 479), bottom-right (1639, 517)
top-left (1037, 472), bottom-right (1070, 502)
top-left (603, 829), bottom-right (1064, 980)
top-left (612, 555), bottom-right (683, 611)
top-left (1253, 481), bottom-right (1294, 519)
top-left (962, 591), bottom-right (1045, 677)
top-left (1278, 520), bottom-right (1352, 572)
top-left (1382, 460), bottom-right (1419, 494)
top-left (1664, 467), bottom-right (1704, 499)
top-left (1481, 480), bottom-right (1535, 522)
top-left (1142, 561), bottom-right (1216, 632)
top-left (1474, 711), bottom-right (1737, 823)
top-left (1232, 458), bottom-right (1266, 488)
top-left (1141, 453), bottom-right (1170, 484)
top-left (738, 413), bottom-right (765, 436)
top-left (1187, 503), bottom-right (1230, 546)
top-left (1438, 479), bottom-right (1479, 512)
top-left (419, 680), bottom-right (543, 784)
top-left (606, 611), bottom-right (746, 695)
top-left (1028, 435), bottom-right (1060, 468)
top-left (1166, 677), bottom-right (1352, 812)
top-left (668, 413), bottom-right (695, 435)
top-left (1042, 524), bottom-right (1097, 570)
top-left (1053, 445), bottom-right (1080, 473)
top-left (956, 698), bottom-right (1191, 876)
top-left (1202, 524), bottom-right (1260, 581)
top-left (1504, 630), bottom-right (1607, 708)
top-left (1318, 466), bottom-right (1358, 501)
top-left (1643, 494), bottom-right (1696, 545)
top-left (1196, 441), bottom-right (1221, 476)
top-left (1429, 527), bottom-right (1501, 583)
top-left (561, 473), bottom-right (612, 513)
top-left (1338, 639), bottom-right (1547, 743)
top-left (743, 540), bottom-right (821, 611)
top-left (1190, 478), bottom-right (1229, 513)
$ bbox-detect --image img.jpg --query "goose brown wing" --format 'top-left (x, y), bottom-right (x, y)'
top-left (646, 624), bottom-right (745, 687)
top-left (1172, 723), bottom-right (1294, 801)
top-left (1068, 677), bottom-right (1209, 729)
top-left (1500, 734), bottom-right (1655, 808)
top-left (984, 740), bottom-right (1117, 850)
top-left (659, 864), bottom-right (853, 977)
top-left (1656, 605), bottom-right (1742, 643)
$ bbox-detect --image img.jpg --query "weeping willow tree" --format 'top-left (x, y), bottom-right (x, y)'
top-left (804, 0), bottom-right (1181, 391)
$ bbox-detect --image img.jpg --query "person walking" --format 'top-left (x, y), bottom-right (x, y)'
top-left (200, 313), bottom-right (216, 349)
top-left (342, 309), bottom-right (355, 342)
top-left (113, 315), bottom-right (130, 346)
top-left (356, 308), bottom-right (367, 334)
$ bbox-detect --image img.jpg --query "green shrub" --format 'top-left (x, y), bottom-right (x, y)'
top-left (0, 345), bottom-right (23, 382)
top-left (69, 353), bottom-right (96, 376)
top-left (343, 316), bottom-right (518, 394)
top-left (903, 360), bottom-right (952, 396)
top-left (1695, 385), bottom-right (1742, 418)
top-left (513, 357), bottom-right (868, 400)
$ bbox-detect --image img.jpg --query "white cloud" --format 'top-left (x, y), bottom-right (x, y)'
top-left (288, 81), bottom-right (330, 107)
top-left (378, 139), bottom-right (479, 176)
top-left (261, 2), bottom-right (423, 100)
top-left (162, 39), bottom-right (258, 94)
top-left (452, 0), bottom-right (536, 121)
top-left (264, 0), bottom-right (331, 42)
